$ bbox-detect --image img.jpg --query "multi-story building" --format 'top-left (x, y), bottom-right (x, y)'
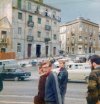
top-left (60, 17), bottom-right (99, 55)
top-left (0, 0), bottom-right (61, 59)
top-left (98, 27), bottom-right (100, 55)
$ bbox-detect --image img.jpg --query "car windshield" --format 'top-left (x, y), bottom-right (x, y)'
top-left (15, 69), bottom-right (24, 72)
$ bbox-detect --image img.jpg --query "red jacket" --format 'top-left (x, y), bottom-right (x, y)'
top-left (34, 74), bottom-right (48, 104)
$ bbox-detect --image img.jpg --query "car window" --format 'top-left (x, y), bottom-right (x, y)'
top-left (74, 64), bottom-right (84, 69)
top-left (0, 62), bottom-right (2, 65)
top-left (75, 65), bottom-right (78, 69)
top-left (3, 61), bottom-right (9, 65)
top-left (84, 66), bottom-right (91, 69)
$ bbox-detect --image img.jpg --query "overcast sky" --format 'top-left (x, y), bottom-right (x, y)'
top-left (44, 0), bottom-right (100, 24)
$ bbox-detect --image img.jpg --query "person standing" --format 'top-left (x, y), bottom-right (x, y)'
top-left (0, 74), bottom-right (3, 92)
top-left (34, 61), bottom-right (52, 104)
top-left (86, 55), bottom-right (100, 104)
top-left (45, 60), bottom-right (68, 104)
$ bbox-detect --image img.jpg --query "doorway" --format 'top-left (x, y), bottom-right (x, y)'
top-left (53, 47), bottom-right (56, 56)
top-left (45, 46), bottom-right (48, 57)
top-left (36, 45), bottom-right (41, 57)
top-left (27, 44), bottom-right (32, 58)
top-left (1, 48), bottom-right (6, 52)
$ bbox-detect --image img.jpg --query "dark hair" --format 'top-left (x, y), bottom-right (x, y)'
top-left (89, 55), bottom-right (100, 64)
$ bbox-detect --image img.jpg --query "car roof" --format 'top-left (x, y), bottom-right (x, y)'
top-left (67, 62), bottom-right (89, 65)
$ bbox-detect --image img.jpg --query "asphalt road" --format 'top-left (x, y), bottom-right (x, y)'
top-left (0, 66), bottom-right (88, 104)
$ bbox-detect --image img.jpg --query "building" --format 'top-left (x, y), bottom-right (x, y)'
top-left (98, 27), bottom-right (100, 55)
top-left (0, 0), bottom-right (61, 59)
top-left (60, 17), bottom-right (99, 55)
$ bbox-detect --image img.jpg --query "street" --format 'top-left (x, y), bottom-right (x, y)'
top-left (0, 66), bottom-right (88, 104)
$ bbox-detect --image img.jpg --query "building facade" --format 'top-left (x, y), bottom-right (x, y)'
top-left (60, 17), bottom-right (99, 55)
top-left (0, 0), bottom-right (61, 59)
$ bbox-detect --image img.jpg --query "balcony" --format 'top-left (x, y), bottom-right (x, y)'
top-left (27, 21), bottom-right (34, 27)
top-left (0, 39), bottom-right (7, 47)
top-left (78, 39), bottom-right (84, 44)
top-left (45, 25), bottom-right (51, 31)
top-left (27, 36), bottom-right (34, 42)
top-left (44, 38), bottom-right (51, 44)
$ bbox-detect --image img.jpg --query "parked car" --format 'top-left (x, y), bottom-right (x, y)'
top-left (53, 62), bottom-right (91, 83)
top-left (67, 63), bottom-right (91, 83)
top-left (1, 68), bottom-right (31, 81)
top-left (0, 59), bottom-right (20, 72)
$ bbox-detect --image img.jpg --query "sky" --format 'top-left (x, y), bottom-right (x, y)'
top-left (44, 0), bottom-right (100, 24)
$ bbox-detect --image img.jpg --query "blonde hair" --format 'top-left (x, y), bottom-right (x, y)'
top-left (58, 60), bottom-right (65, 64)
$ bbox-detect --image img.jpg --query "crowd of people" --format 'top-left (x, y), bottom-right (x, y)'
top-left (34, 54), bottom-right (100, 104)
top-left (0, 54), bottom-right (100, 104)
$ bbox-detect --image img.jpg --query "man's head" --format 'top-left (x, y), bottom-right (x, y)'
top-left (40, 61), bottom-right (52, 74)
top-left (88, 55), bottom-right (100, 70)
top-left (59, 60), bottom-right (65, 68)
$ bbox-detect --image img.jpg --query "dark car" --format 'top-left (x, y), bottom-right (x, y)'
top-left (1, 68), bottom-right (31, 81)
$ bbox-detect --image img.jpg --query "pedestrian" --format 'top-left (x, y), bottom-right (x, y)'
top-left (0, 74), bottom-right (3, 92)
top-left (34, 61), bottom-right (52, 104)
top-left (86, 55), bottom-right (100, 104)
top-left (45, 60), bottom-right (68, 104)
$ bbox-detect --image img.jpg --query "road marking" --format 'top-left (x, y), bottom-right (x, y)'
top-left (0, 94), bottom-right (32, 98)
top-left (0, 101), bottom-right (32, 104)
top-left (0, 94), bottom-right (85, 100)
top-left (65, 97), bottom-right (86, 101)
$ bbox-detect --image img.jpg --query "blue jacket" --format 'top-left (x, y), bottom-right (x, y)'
top-left (45, 68), bottom-right (68, 104)
top-left (58, 67), bottom-right (68, 99)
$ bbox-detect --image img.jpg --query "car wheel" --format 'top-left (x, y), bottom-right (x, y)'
top-left (14, 77), bottom-right (19, 81)
top-left (85, 76), bottom-right (89, 83)
top-left (20, 78), bottom-right (25, 81)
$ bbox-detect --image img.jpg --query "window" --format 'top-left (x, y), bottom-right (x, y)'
top-left (53, 34), bottom-right (57, 40)
top-left (75, 65), bottom-right (78, 69)
top-left (1, 31), bottom-right (7, 34)
top-left (72, 48), bottom-right (74, 53)
top-left (29, 15), bottom-right (32, 22)
top-left (38, 18), bottom-right (41, 24)
top-left (85, 37), bottom-right (87, 40)
top-left (18, 12), bottom-right (22, 19)
top-left (37, 31), bottom-right (41, 38)
top-left (28, 29), bottom-right (32, 35)
top-left (99, 35), bottom-right (100, 40)
top-left (18, 27), bottom-right (22, 34)
top-left (18, 0), bottom-right (21, 9)
top-left (79, 36), bottom-right (82, 39)
top-left (1, 31), bottom-right (7, 42)
top-left (28, 2), bottom-right (31, 10)
top-left (46, 32), bottom-right (49, 37)
top-left (54, 21), bottom-right (57, 25)
top-left (17, 43), bottom-right (21, 52)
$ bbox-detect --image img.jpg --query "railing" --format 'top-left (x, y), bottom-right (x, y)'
top-left (45, 25), bottom-right (51, 31)
top-left (27, 21), bottom-right (34, 27)
top-left (0, 39), bottom-right (7, 48)
top-left (44, 38), bottom-right (51, 44)
top-left (27, 36), bottom-right (34, 42)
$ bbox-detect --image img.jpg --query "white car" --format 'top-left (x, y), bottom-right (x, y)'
top-left (67, 63), bottom-right (91, 83)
